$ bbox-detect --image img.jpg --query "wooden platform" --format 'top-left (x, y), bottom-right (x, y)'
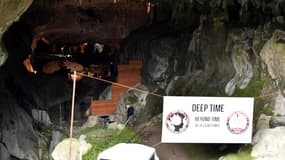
top-left (91, 60), bottom-right (142, 115)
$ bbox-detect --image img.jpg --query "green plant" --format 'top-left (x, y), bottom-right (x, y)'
top-left (221, 145), bottom-right (253, 160)
top-left (233, 76), bottom-right (266, 129)
top-left (75, 125), bottom-right (142, 160)
top-left (263, 104), bottom-right (274, 116)
top-left (221, 153), bottom-right (252, 160)
top-left (128, 95), bottom-right (138, 104)
top-left (233, 77), bottom-right (265, 97)
top-left (221, 151), bottom-right (252, 160)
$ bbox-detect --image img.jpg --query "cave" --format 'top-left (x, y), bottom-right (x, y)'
top-left (2, 0), bottom-right (285, 160)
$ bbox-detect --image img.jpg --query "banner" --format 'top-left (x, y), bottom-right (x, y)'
top-left (161, 96), bottom-right (254, 143)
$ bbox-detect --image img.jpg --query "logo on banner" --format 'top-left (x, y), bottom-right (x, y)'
top-left (226, 111), bottom-right (249, 134)
top-left (165, 110), bottom-right (189, 133)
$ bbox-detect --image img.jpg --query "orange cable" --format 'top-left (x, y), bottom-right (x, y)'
top-left (77, 72), bottom-right (164, 98)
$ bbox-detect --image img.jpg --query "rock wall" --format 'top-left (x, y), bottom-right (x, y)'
top-left (2, 0), bottom-right (285, 159)
top-left (0, 1), bottom-right (111, 159)
top-left (117, 0), bottom-right (285, 159)
top-left (0, 0), bottom-right (33, 66)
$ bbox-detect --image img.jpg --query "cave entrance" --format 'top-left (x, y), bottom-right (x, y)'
top-left (28, 35), bottom-right (143, 120)
top-left (27, 36), bottom-right (119, 83)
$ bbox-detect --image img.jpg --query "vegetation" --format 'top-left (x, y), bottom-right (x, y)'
top-left (221, 145), bottom-right (252, 160)
top-left (233, 76), bottom-right (267, 128)
top-left (184, 144), bottom-right (223, 160)
top-left (263, 104), bottom-right (274, 116)
top-left (128, 94), bottom-right (138, 104)
top-left (73, 123), bottom-right (142, 160)
top-left (221, 151), bottom-right (252, 160)
top-left (233, 77), bottom-right (265, 98)
top-left (217, 76), bottom-right (266, 160)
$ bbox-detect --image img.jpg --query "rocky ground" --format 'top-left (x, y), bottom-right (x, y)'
top-left (133, 120), bottom-right (238, 160)
top-left (134, 123), bottom-right (192, 160)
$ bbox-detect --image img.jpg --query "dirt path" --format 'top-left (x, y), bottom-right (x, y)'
top-left (135, 123), bottom-right (192, 160)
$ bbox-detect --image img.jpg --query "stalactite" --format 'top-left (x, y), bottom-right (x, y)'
top-left (0, 35), bottom-right (8, 67)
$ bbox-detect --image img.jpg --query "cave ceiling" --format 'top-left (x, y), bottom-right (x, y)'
top-left (22, 0), bottom-right (149, 45)
top-left (15, 0), bottom-right (285, 46)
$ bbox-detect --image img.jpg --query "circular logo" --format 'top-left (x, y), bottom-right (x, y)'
top-left (166, 110), bottom-right (189, 134)
top-left (226, 111), bottom-right (249, 134)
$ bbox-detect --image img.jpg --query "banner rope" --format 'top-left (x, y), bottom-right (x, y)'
top-left (77, 72), bottom-right (164, 98)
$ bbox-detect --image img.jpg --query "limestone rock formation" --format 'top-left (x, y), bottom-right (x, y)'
top-left (117, 1), bottom-right (285, 158)
top-left (0, 0), bottom-right (33, 66)
top-left (114, 84), bottom-right (149, 124)
top-left (0, 96), bottom-right (39, 160)
top-left (51, 135), bottom-right (91, 160)
top-left (260, 30), bottom-right (285, 86)
top-left (225, 29), bottom-right (254, 95)
top-left (273, 92), bottom-right (285, 116)
top-left (251, 127), bottom-right (285, 160)
top-left (256, 114), bottom-right (271, 131)
top-left (3, 0), bottom-right (285, 159)
top-left (0, 2), bottom-right (112, 159)
top-left (52, 138), bottom-right (80, 160)
top-left (269, 116), bottom-right (285, 128)
top-left (0, 143), bottom-right (10, 160)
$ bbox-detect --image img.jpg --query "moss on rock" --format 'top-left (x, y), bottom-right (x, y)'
top-left (135, 90), bottom-right (164, 124)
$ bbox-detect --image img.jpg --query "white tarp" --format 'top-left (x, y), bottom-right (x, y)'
top-left (97, 143), bottom-right (159, 160)
top-left (162, 96), bottom-right (254, 143)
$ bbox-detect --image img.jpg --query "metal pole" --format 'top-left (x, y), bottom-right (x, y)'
top-left (69, 71), bottom-right (77, 160)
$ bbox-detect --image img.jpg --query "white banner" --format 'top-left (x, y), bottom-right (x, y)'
top-left (161, 96), bottom-right (254, 143)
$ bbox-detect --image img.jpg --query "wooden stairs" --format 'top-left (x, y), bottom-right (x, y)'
top-left (91, 60), bottom-right (142, 115)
